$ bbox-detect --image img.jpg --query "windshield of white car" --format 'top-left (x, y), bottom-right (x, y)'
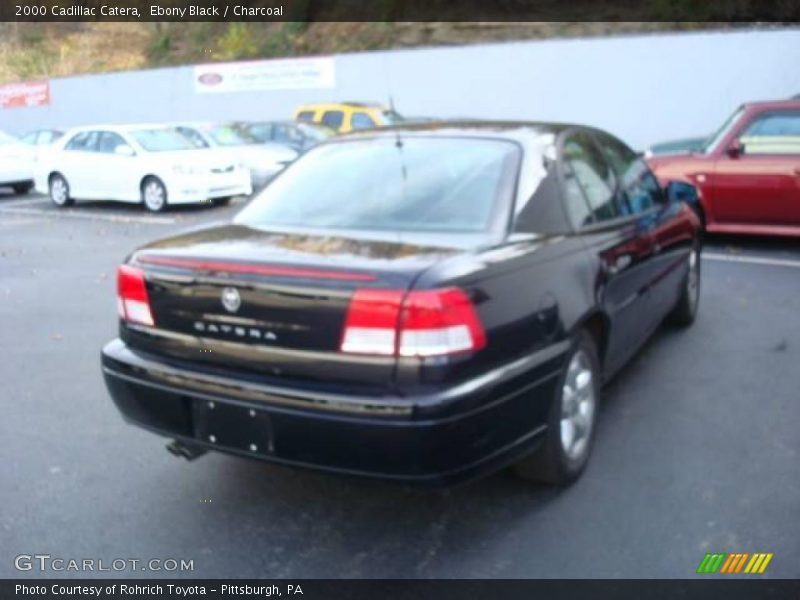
top-left (131, 128), bottom-right (198, 152)
top-left (235, 137), bottom-right (520, 234)
top-left (702, 107), bottom-right (745, 153)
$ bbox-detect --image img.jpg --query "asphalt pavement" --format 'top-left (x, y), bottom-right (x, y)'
top-left (1, 190), bottom-right (798, 579)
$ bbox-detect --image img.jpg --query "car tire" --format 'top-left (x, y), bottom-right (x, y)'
top-left (49, 174), bottom-right (73, 207)
top-left (668, 246), bottom-right (700, 327)
top-left (141, 177), bottom-right (168, 213)
top-left (212, 196), bottom-right (231, 207)
top-left (12, 182), bottom-right (33, 195)
top-left (513, 330), bottom-right (600, 485)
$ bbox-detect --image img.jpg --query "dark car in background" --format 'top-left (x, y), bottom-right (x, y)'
top-left (235, 121), bottom-right (336, 153)
top-left (647, 100), bottom-right (800, 237)
top-left (102, 122), bottom-right (701, 486)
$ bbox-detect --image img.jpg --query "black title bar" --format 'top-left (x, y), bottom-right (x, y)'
top-left (4, 579), bottom-right (800, 600)
top-left (4, 0), bottom-right (800, 22)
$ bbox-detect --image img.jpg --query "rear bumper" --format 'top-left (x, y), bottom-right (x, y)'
top-left (101, 338), bottom-right (567, 485)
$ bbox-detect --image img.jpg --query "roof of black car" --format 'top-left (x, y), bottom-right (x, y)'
top-left (344, 120), bottom-right (574, 140)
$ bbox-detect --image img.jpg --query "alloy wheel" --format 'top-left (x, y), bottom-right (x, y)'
top-left (560, 349), bottom-right (596, 461)
top-left (143, 180), bottom-right (166, 212)
top-left (686, 249), bottom-right (700, 314)
top-left (50, 178), bottom-right (68, 205)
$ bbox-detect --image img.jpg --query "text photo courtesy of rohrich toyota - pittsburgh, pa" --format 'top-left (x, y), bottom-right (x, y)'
top-left (1, 4), bottom-right (799, 599)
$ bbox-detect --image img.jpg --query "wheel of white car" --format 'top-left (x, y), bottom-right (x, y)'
top-left (49, 173), bottom-right (73, 207)
top-left (141, 177), bottom-right (168, 213)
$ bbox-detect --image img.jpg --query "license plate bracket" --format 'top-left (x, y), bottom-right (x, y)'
top-left (193, 399), bottom-right (274, 456)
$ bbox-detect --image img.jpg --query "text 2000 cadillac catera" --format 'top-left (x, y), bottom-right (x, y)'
top-left (102, 122), bottom-right (701, 486)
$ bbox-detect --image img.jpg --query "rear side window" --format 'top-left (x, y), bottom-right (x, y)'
top-left (236, 137), bottom-right (520, 234)
top-left (595, 132), bottom-right (664, 215)
top-left (321, 111), bottom-right (344, 129)
top-left (296, 111), bottom-right (315, 122)
top-left (561, 132), bottom-right (619, 227)
top-left (739, 111), bottom-right (800, 155)
top-left (65, 131), bottom-right (99, 152)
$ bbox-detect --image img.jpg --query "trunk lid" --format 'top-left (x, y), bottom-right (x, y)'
top-left (122, 224), bottom-right (463, 389)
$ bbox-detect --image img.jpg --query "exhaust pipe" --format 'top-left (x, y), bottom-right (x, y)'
top-left (166, 440), bottom-right (208, 461)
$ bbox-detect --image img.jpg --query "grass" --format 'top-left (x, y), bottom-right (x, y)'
top-left (0, 22), bottom-right (755, 85)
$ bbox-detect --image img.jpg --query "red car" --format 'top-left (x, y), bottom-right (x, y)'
top-left (647, 100), bottom-right (800, 237)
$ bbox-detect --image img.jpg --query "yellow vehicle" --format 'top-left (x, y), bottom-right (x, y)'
top-left (292, 102), bottom-right (403, 133)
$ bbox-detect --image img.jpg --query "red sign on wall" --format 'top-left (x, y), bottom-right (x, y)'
top-left (0, 80), bottom-right (50, 109)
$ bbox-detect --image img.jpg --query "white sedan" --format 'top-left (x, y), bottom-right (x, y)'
top-left (174, 123), bottom-right (298, 188)
top-left (0, 130), bottom-right (35, 194)
top-left (35, 125), bottom-right (252, 212)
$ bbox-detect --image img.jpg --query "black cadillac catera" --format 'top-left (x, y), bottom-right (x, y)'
top-left (102, 122), bottom-right (702, 486)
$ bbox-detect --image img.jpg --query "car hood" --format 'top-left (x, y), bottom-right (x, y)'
top-left (232, 144), bottom-right (298, 167)
top-left (139, 148), bottom-right (241, 171)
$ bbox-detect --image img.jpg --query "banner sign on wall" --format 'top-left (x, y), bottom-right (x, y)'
top-left (0, 80), bottom-right (50, 109)
top-left (194, 57), bottom-right (336, 94)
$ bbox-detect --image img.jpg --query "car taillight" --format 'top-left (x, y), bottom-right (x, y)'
top-left (340, 288), bottom-right (485, 357)
top-left (117, 265), bottom-right (154, 326)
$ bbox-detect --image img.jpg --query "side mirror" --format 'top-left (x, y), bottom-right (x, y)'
top-left (725, 140), bottom-right (742, 159)
top-left (665, 180), bottom-right (698, 205)
top-left (114, 145), bottom-right (135, 157)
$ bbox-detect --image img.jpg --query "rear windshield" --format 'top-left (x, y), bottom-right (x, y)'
top-left (131, 128), bottom-right (197, 152)
top-left (235, 137), bottom-right (520, 234)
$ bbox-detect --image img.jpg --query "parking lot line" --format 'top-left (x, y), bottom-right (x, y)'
top-left (0, 206), bottom-right (176, 225)
top-left (703, 252), bottom-right (800, 270)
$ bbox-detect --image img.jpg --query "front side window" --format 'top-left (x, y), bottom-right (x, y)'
top-left (561, 132), bottom-right (619, 226)
top-left (321, 111), bottom-right (344, 129)
top-left (65, 131), bottom-right (99, 152)
top-left (236, 137), bottom-right (520, 234)
top-left (739, 111), bottom-right (800, 155)
top-left (97, 131), bottom-right (130, 154)
top-left (595, 132), bottom-right (663, 215)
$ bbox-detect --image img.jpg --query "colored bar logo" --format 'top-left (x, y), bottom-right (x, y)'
top-left (696, 552), bottom-right (773, 574)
